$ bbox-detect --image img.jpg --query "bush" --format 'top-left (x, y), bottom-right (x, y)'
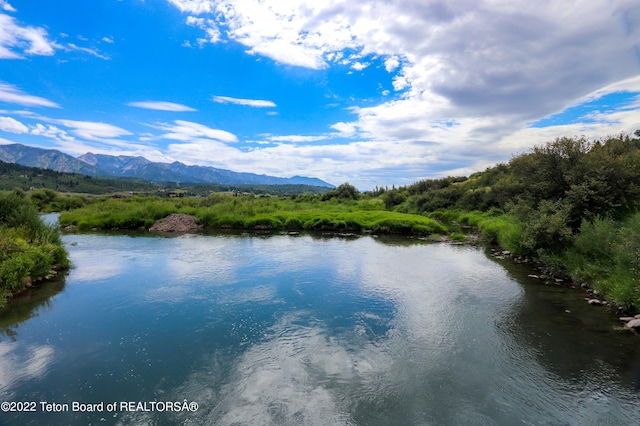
top-left (0, 191), bottom-right (69, 303)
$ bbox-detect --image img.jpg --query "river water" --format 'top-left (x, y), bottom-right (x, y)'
top-left (1, 223), bottom-right (639, 425)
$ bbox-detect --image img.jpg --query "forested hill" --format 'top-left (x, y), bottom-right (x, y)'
top-left (0, 160), bottom-right (159, 194)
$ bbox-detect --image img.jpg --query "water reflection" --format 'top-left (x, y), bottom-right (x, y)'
top-left (2, 232), bottom-right (640, 425)
top-left (0, 277), bottom-right (66, 342)
top-left (0, 341), bottom-right (55, 398)
top-left (494, 256), bottom-right (640, 386)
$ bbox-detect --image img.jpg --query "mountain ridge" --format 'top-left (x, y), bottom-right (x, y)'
top-left (0, 143), bottom-right (334, 188)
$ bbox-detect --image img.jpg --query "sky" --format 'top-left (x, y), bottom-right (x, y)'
top-left (0, 0), bottom-right (639, 190)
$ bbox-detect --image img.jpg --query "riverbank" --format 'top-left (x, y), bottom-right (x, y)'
top-left (0, 191), bottom-right (69, 307)
top-left (58, 193), bottom-right (640, 313)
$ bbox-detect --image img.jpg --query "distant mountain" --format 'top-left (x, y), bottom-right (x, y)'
top-left (0, 143), bottom-right (100, 175)
top-left (0, 143), bottom-right (334, 188)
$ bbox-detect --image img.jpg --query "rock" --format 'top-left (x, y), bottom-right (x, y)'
top-left (63, 224), bottom-right (77, 232)
top-left (149, 214), bottom-right (203, 233)
top-left (528, 274), bottom-right (540, 279)
top-left (619, 317), bottom-right (636, 322)
top-left (625, 319), bottom-right (640, 334)
top-left (635, 314), bottom-right (640, 319)
top-left (502, 250), bottom-right (511, 256)
top-left (587, 299), bottom-right (603, 306)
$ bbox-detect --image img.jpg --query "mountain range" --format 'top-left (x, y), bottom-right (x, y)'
top-left (0, 143), bottom-right (334, 188)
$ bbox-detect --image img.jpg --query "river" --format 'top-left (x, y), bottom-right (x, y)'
top-left (1, 220), bottom-right (639, 425)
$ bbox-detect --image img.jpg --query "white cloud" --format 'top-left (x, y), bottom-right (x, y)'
top-left (168, 0), bottom-right (214, 14)
top-left (186, 15), bottom-right (220, 45)
top-left (330, 121), bottom-right (357, 137)
top-left (156, 119), bottom-right (239, 143)
top-left (0, 83), bottom-right (60, 108)
top-left (0, 13), bottom-right (58, 58)
top-left (165, 0), bottom-right (640, 188)
top-left (29, 123), bottom-right (74, 142)
top-left (351, 61), bottom-right (370, 71)
top-left (267, 135), bottom-right (328, 143)
top-left (102, 36), bottom-right (114, 43)
top-left (384, 56), bottom-right (399, 73)
top-left (65, 43), bottom-right (109, 60)
top-left (54, 119), bottom-right (132, 140)
top-left (0, 116), bottom-right (27, 133)
top-left (213, 95), bottom-right (276, 108)
top-left (0, 1), bottom-right (15, 12)
top-left (128, 101), bottom-right (196, 112)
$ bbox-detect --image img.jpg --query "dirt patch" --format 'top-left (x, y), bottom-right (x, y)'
top-left (149, 214), bottom-right (203, 233)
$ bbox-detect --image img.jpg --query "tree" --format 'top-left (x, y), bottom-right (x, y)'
top-left (322, 183), bottom-right (360, 201)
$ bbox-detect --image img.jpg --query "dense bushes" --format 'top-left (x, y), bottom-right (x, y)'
top-left (563, 214), bottom-right (640, 310)
top-left (0, 191), bottom-right (69, 304)
top-left (391, 132), bottom-right (640, 309)
top-left (387, 133), bottom-right (640, 253)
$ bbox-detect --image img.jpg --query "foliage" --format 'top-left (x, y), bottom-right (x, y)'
top-left (321, 182), bottom-right (360, 201)
top-left (387, 132), bottom-right (640, 310)
top-left (0, 191), bottom-right (69, 305)
top-left (59, 194), bottom-right (447, 236)
top-left (386, 133), bottom-right (640, 251)
top-left (563, 214), bottom-right (640, 310)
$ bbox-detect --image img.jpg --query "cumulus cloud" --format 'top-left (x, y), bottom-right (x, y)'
top-left (128, 101), bottom-right (197, 112)
top-left (0, 13), bottom-right (58, 58)
top-left (164, 0), bottom-right (640, 187)
top-left (0, 83), bottom-right (60, 108)
top-left (0, 116), bottom-right (27, 133)
top-left (213, 95), bottom-right (276, 108)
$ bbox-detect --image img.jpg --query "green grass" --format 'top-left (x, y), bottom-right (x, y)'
top-left (0, 191), bottom-right (69, 305)
top-left (59, 195), bottom-right (448, 235)
top-left (561, 214), bottom-right (640, 310)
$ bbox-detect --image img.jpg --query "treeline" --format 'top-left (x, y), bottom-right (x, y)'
top-left (0, 160), bottom-right (160, 194)
top-left (0, 190), bottom-right (69, 306)
top-left (383, 132), bottom-right (640, 309)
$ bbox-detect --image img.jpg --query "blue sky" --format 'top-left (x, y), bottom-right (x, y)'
top-left (0, 0), bottom-right (639, 189)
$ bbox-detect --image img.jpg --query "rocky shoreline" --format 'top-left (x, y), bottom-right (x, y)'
top-left (487, 246), bottom-right (640, 337)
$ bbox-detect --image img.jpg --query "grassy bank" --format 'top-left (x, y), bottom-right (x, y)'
top-left (0, 191), bottom-right (70, 306)
top-left (59, 194), bottom-right (448, 235)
